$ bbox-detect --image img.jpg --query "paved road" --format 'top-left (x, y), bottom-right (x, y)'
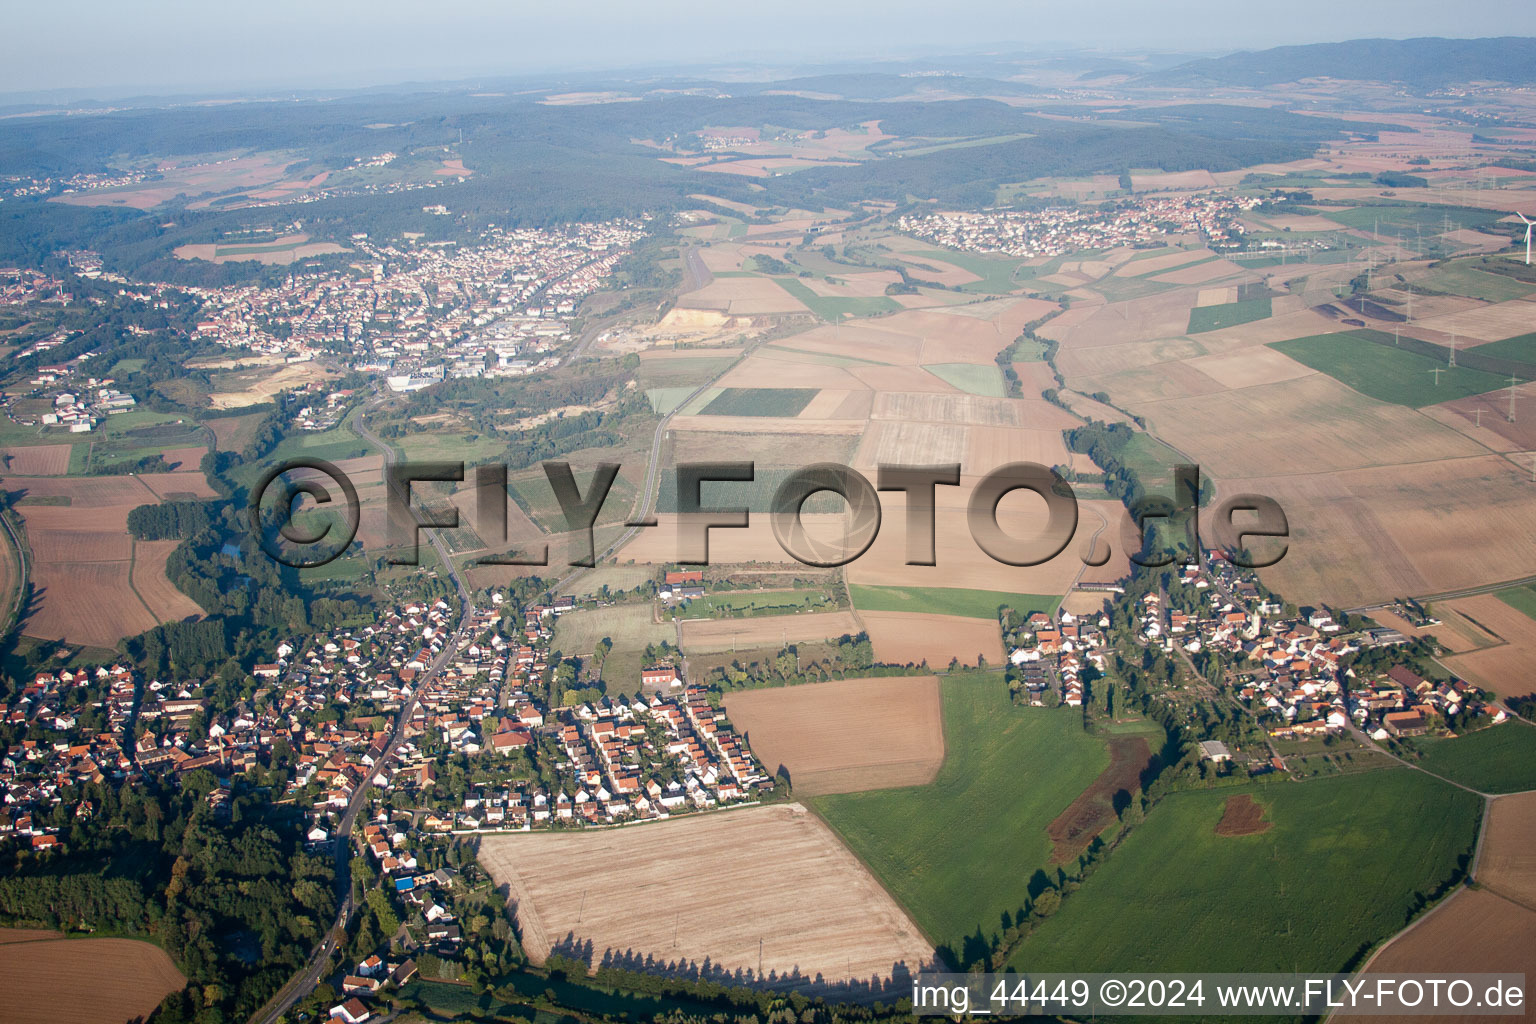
top-left (248, 397), bottom-right (474, 1024)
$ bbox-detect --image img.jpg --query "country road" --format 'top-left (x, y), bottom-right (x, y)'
top-left (248, 395), bottom-right (474, 1024)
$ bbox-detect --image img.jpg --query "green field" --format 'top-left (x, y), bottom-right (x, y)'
top-left (1408, 724), bottom-right (1536, 793)
top-left (849, 584), bottom-right (1058, 621)
top-left (698, 387), bottom-right (818, 417)
top-left (551, 602), bottom-right (673, 656)
top-left (1009, 769), bottom-right (1480, 973)
top-left (644, 387), bottom-right (697, 414)
top-left (1495, 583), bottom-right (1536, 620)
top-left (396, 431), bottom-right (506, 463)
top-left (1321, 203), bottom-right (1507, 234)
top-left (1187, 297), bottom-right (1272, 334)
top-left (1471, 332), bottom-right (1536, 372)
top-left (1422, 264), bottom-right (1536, 303)
top-left (1269, 330), bottom-right (1515, 407)
top-left (772, 276), bottom-right (900, 320)
top-left (635, 355), bottom-right (738, 388)
top-left (676, 588), bottom-right (836, 619)
top-left (924, 362), bottom-right (1006, 397)
top-left (814, 677), bottom-right (1110, 954)
top-left (910, 248), bottom-right (1029, 294)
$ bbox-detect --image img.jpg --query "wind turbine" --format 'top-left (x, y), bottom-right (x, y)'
top-left (1519, 212), bottom-right (1534, 265)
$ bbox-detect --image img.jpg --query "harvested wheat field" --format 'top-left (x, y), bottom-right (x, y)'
top-left (680, 610), bottom-right (863, 654)
top-left (0, 445), bottom-right (71, 475)
top-left (132, 539), bottom-right (204, 623)
top-left (0, 932), bottom-right (186, 1024)
top-left (4, 474), bottom-right (206, 647)
top-left (723, 676), bottom-right (944, 795)
top-left (1213, 793), bottom-right (1272, 837)
top-left (1338, 889), bottom-right (1536, 1022)
top-left (1478, 790), bottom-right (1536, 909)
top-left (859, 611), bottom-right (1003, 667)
top-left (1047, 736), bottom-right (1153, 861)
top-left (480, 804), bottom-right (936, 994)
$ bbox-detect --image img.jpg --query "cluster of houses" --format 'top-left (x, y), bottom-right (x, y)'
top-left (897, 191), bottom-right (1263, 259)
top-left (185, 220), bottom-right (646, 389)
top-left (0, 663), bottom-right (140, 849)
top-left (1008, 609), bottom-right (1111, 706)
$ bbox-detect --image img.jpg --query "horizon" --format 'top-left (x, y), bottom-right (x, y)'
top-left (4, 0), bottom-right (1536, 99)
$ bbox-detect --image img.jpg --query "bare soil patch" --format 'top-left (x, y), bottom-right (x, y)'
top-left (0, 445), bottom-right (71, 475)
top-left (0, 933), bottom-right (185, 1024)
top-left (859, 611), bottom-right (1003, 667)
top-left (1478, 790), bottom-right (1536, 910)
top-left (723, 676), bottom-right (944, 795)
top-left (1048, 736), bottom-right (1153, 861)
top-left (1213, 792), bottom-right (1273, 837)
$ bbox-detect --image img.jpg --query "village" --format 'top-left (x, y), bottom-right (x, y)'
top-left (187, 218), bottom-right (648, 391)
top-left (1004, 552), bottom-right (1503, 775)
top-left (897, 190), bottom-right (1263, 258)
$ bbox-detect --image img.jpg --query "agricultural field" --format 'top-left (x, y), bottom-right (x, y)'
top-left (1046, 734), bottom-right (1155, 862)
top-left (698, 388), bottom-right (819, 417)
top-left (1008, 770), bottom-right (1481, 973)
top-left (1495, 583), bottom-right (1536, 620)
top-left (1187, 297), bottom-right (1272, 334)
top-left (5, 473), bottom-right (213, 647)
top-left (674, 588), bottom-right (837, 620)
top-left (723, 676), bottom-right (944, 795)
top-left (678, 610), bottom-right (862, 655)
top-left (479, 804), bottom-right (937, 992)
top-left (1441, 593), bottom-right (1536, 697)
top-left (814, 677), bottom-right (1110, 955)
top-left (1268, 330), bottom-right (1514, 407)
top-left (858, 611), bottom-right (1005, 667)
top-left (1341, 888), bottom-right (1536, 1021)
top-left (0, 932), bottom-right (186, 1024)
top-left (1477, 791), bottom-right (1536, 909)
top-left (1405, 723), bottom-right (1536, 794)
top-left (551, 602), bottom-right (672, 657)
top-left (848, 584), bottom-right (1057, 621)
top-left (923, 363), bottom-right (1005, 396)
top-left (1420, 263), bottom-right (1536, 303)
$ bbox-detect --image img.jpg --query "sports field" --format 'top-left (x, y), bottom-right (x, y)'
top-left (1008, 769), bottom-right (1480, 973)
top-left (814, 676), bottom-right (1108, 955)
top-left (1269, 330), bottom-right (1514, 407)
top-left (849, 584), bottom-right (1058, 621)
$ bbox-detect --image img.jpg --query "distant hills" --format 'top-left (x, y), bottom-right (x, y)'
top-left (1139, 36), bottom-right (1536, 90)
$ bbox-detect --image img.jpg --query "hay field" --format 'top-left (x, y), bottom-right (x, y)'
top-left (480, 804), bottom-right (937, 990)
top-left (0, 933), bottom-right (186, 1024)
top-left (723, 676), bottom-right (944, 795)
top-left (1340, 889), bottom-right (1536, 1022)
top-left (680, 610), bottom-right (862, 654)
top-left (1478, 791), bottom-right (1536, 909)
top-left (0, 445), bottom-right (71, 475)
top-left (859, 611), bottom-right (1003, 667)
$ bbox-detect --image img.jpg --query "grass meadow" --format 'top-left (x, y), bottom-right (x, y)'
top-left (1008, 769), bottom-right (1480, 973)
top-left (849, 584), bottom-right (1058, 620)
top-left (1269, 330), bottom-right (1513, 407)
top-left (814, 676), bottom-right (1109, 956)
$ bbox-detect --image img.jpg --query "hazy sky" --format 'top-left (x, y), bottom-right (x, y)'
top-left (5, 0), bottom-right (1535, 97)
